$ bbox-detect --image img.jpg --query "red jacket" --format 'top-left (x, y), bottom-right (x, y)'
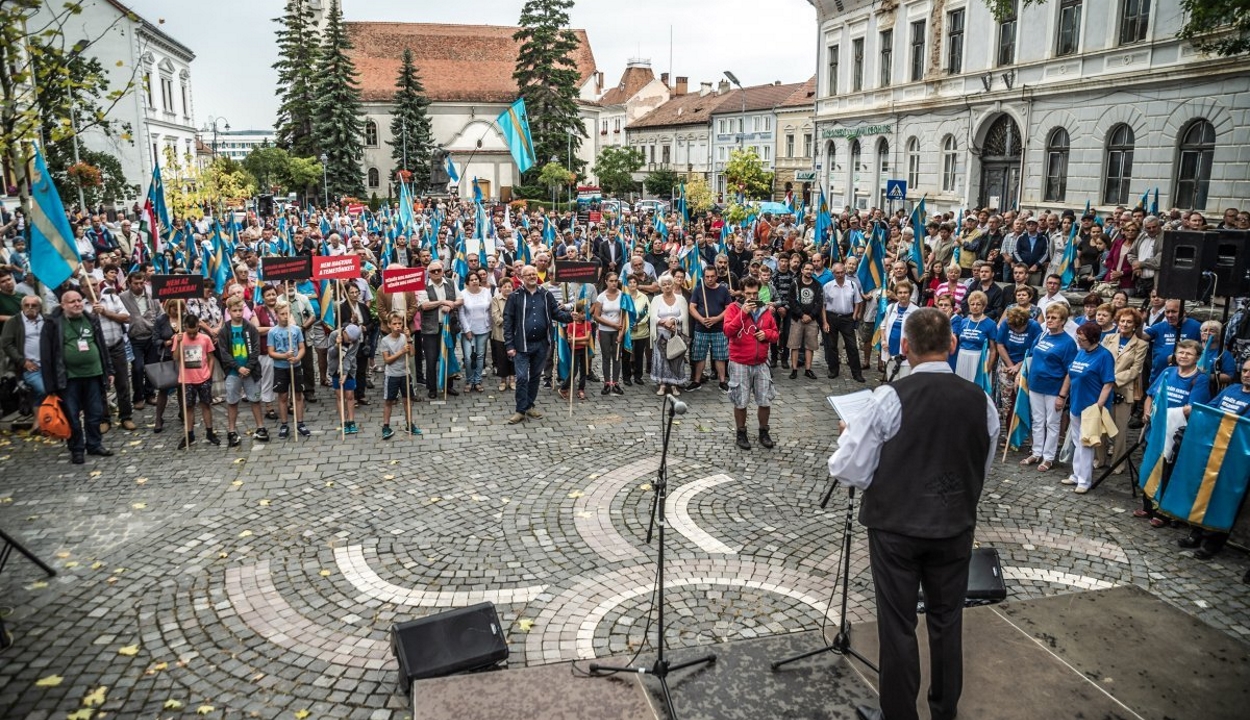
top-left (723, 301), bottom-right (779, 365)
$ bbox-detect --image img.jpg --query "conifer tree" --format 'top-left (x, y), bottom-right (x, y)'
top-left (312, 0), bottom-right (365, 200)
top-left (272, 0), bottom-right (321, 157)
top-left (388, 48), bottom-right (434, 193)
top-left (512, 0), bottom-right (587, 187)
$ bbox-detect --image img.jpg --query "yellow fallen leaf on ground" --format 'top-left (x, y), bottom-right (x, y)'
top-left (129, 441), bottom-right (142, 446)
top-left (258, 499), bottom-right (270, 506)
top-left (89, 470), bottom-right (101, 477)
top-left (233, 458), bottom-right (246, 464)
top-left (163, 699), bottom-right (184, 710)
top-left (218, 553), bottom-right (228, 559)
top-left (427, 496), bottom-right (441, 504)
top-left (318, 570), bottom-right (331, 577)
top-left (517, 618), bottom-right (535, 632)
top-left (56, 552), bottom-right (70, 559)
top-left (567, 490), bottom-right (584, 498)
top-left (383, 474), bottom-right (395, 480)
top-left (639, 483), bottom-right (653, 491)
top-left (90, 561), bottom-right (103, 570)
top-left (27, 581), bottom-right (47, 590)
top-left (82, 686), bottom-right (107, 707)
top-left (0, 496), bottom-right (11, 503)
top-left (146, 662), bottom-right (168, 674)
top-left (294, 710), bottom-right (311, 719)
top-left (35, 674), bottom-right (63, 687)
top-left (238, 530), bottom-right (253, 538)
top-left (135, 477), bottom-right (147, 484)
top-left (64, 561), bottom-right (79, 568)
top-left (117, 644), bottom-right (139, 656)
top-left (471, 495), bottom-right (486, 502)
top-left (196, 705), bottom-right (215, 714)
top-left (132, 503), bottom-right (146, 510)
top-left (231, 480), bottom-right (243, 487)
top-left (66, 710), bottom-right (94, 720)
top-left (113, 568), bottom-right (126, 573)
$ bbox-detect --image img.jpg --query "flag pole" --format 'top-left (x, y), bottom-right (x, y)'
top-left (336, 280), bottom-right (346, 439)
top-left (441, 314), bottom-right (449, 402)
top-left (177, 299), bottom-right (190, 451)
top-left (403, 325), bottom-right (414, 436)
top-left (285, 281), bottom-right (300, 443)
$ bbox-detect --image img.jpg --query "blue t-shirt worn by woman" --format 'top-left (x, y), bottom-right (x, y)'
top-left (996, 318), bottom-right (1042, 364)
top-left (1146, 367), bottom-right (1212, 409)
top-left (1212, 385), bottom-right (1250, 415)
top-left (1067, 345), bottom-right (1116, 413)
top-left (947, 314), bottom-right (964, 369)
top-left (1028, 331), bottom-right (1077, 396)
top-left (957, 316), bottom-right (997, 352)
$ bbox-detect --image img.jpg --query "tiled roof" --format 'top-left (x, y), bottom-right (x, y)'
top-left (345, 22), bottom-right (597, 104)
top-left (777, 76), bottom-right (818, 108)
top-left (627, 90), bottom-right (728, 130)
top-left (710, 81), bottom-right (809, 116)
top-left (599, 65), bottom-right (656, 106)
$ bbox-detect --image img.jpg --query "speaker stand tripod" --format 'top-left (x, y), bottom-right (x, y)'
top-left (771, 485), bottom-right (878, 673)
top-left (1, 527), bottom-right (56, 650)
top-left (1089, 432), bottom-right (1144, 495)
top-left (590, 395), bottom-right (715, 720)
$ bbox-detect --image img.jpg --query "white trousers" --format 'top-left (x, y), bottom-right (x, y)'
top-left (1029, 390), bottom-right (1062, 461)
top-left (259, 354), bottom-right (275, 403)
top-left (1067, 413), bottom-right (1094, 488)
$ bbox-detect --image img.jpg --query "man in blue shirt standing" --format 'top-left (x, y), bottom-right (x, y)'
top-left (1011, 217), bottom-right (1050, 286)
top-left (1143, 299), bottom-right (1202, 386)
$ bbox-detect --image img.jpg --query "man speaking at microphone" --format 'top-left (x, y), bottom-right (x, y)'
top-left (724, 275), bottom-right (779, 450)
top-left (828, 307), bottom-right (998, 720)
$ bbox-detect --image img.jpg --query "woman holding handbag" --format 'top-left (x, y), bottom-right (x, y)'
top-left (148, 300), bottom-right (183, 433)
top-left (649, 276), bottom-right (689, 396)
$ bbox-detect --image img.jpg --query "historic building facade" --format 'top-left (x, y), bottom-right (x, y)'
top-left (809, 0), bottom-right (1250, 215)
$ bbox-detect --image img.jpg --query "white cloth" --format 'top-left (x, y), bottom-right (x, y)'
top-left (1029, 389), bottom-right (1063, 461)
top-left (828, 361), bottom-right (1000, 489)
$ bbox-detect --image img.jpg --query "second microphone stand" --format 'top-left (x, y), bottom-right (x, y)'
top-left (590, 394), bottom-right (716, 719)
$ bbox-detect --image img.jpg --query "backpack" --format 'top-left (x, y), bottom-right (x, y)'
top-left (38, 394), bottom-right (72, 440)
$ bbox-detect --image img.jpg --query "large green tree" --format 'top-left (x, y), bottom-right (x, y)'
top-left (593, 146), bottom-right (642, 196)
top-left (513, 0), bottom-right (587, 189)
top-left (272, 0), bottom-right (321, 157)
top-left (724, 148), bottom-right (773, 200)
top-left (388, 47), bottom-right (434, 192)
top-left (643, 168), bottom-right (680, 198)
top-left (312, 0), bottom-right (364, 200)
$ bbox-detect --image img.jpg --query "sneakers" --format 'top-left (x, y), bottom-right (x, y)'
top-left (611, 383), bottom-right (624, 395)
top-left (525, 408), bottom-right (544, 419)
top-left (1073, 486), bottom-right (1089, 494)
top-left (278, 424), bottom-right (290, 439)
top-left (343, 421), bottom-right (358, 435)
top-left (205, 429), bottom-right (221, 446)
top-left (758, 426), bottom-right (775, 449)
top-left (253, 427), bottom-right (270, 442)
top-left (227, 431), bottom-right (241, 448)
top-left (718, 380), bottom-right (729, 391)
top-left (296, 422), bottom-right (311, 437)
top-left (735, 428), bottom-right (751, 450)
top-left (382, 424), bottom-right (395, 440)
top-left (541, 378), bottom-right (552, 388)
top-left (178, 431), bottom-right (196, 450)
top-left (1060, 476), bottom-right (1078, 486)
top-left (687, 381), bottom-right (703, 391)
top-left (265, 409), bottom-right (279, 420)
top-left (408, 423), bottom-right (422, 436)
top-left (507, 412), bottom-right (525, 424)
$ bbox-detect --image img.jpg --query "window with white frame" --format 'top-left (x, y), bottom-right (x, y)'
top-left (827, 44), bottom-right (840, 95)
top-left (909, 21), bottom-right (926, 82)
top-left (879, 29), bottom-right (893, 87)
top-left (941, 136), bottom-right (958, 192)
top-left (1044, 128), bottom-right (1070, 202)
top-left (852, 37), bottom-right (865, 92)
top-left (946, 9), bottom-right (965, 74)
top-left (1119, 0), bottom-right (1150, 45)
top-left (906, 136), bottom-right (920, 189)
top-left (1174, 119), bottom-right (1214, 210)
top-left (803, 133), bottom-right (813, 157)
top-left (1057, 0), bottom-right (1083, 56)
top-left (1103, 123), bottom-right (1135, 205)
top-left (998, 1), bottom-right (1018, 66)
top-left (786, 134), bottom-right (795, 158)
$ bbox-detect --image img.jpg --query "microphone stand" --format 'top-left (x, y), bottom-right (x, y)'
top-left (772, 484), bottom-right (878, 673)
top-left (590, 394), bottom-right (716, 720)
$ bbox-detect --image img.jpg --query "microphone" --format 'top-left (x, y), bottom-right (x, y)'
top-left (669, 398), bottom-right (688, 415)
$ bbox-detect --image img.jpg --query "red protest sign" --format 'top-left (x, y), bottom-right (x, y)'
top-left (382, 266), bottom-right (426, 293)
top-left (150, 274), bottom-right (204, 300)
top-left (313, 254), bottom-right (361, 281)
top-left (588, 211), bottom-right (602, 224)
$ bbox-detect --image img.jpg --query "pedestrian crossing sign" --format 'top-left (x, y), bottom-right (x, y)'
top-left (886, 180), bottom-right (907, 201)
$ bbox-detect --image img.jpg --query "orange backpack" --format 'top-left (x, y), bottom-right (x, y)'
top-left (38, 395), bottom-right (72, 440)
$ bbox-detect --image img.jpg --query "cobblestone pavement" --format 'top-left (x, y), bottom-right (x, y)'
top-left (1, 361), bottom-right (1247, 719)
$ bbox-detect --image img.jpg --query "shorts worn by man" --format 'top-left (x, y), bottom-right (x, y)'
top-left (724, 276), bottom-right (779, 450)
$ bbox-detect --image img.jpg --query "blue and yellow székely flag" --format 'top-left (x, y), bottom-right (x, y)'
top-left (27, 143), bottom-right (81, 289)
top-left (496, 98), bottom-right (537, 173)
top-left (1156, 403), bottom-right (1250, 532)
top-left (1007, 354), bottom-right (1032, 451)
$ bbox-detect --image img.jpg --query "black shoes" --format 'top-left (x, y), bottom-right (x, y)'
top-left (71, 452), bottom-right (85, 464)
top-left (86, 447), bottom-right (113, 457)
top-left (718, 380), bottom-right (729, 391)
top-left (804, 369), bottom-right (817, 380)
top-left (601, 384), bottom-right (611, 395)
top-left (735, 428), bottom-right (751, 450)
top-left (1178, 532), bottom-right (1202, 549)
top-left (227, 431), bottom-right (241, 448)
top-left (852, 374), bottom-right (866, 383)
top-left (687, 381), bottom-right (703, 391)
top-left (205, 429), bottom-right (221, 446)
top-left (759, 426), bottom-right (775, 449)
top-left (789, 370), bottom-right (798, 380)
top-left (611, 383), bottom-right (624, 395)
top-left (178, 432), bottom-right (196, 450)
top-left (855, 706), bottom-right (883, 720)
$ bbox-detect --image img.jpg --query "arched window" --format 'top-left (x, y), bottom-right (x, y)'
top-left (1103, 123), bottom-right (1134, 205)
top-left (367, 167), bottom-right (379, 188)
top-left (1174, 119), bottom-right (1215, 210)
top-left (941, 135), bottom-right (957, 192)
top-left (906, 136), bottom-right (920, 189)
top-left (364, 119), bottom-right (378, 147)
top-left (1044, 128), bottom-right (1070, 202)
top-left (850, 139), bottom-right (862, 198)
top-left (877, 137), bottom-right (890, 176)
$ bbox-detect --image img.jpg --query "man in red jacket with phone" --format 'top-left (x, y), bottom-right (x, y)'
top-left (724, 275), bottom-right (780, 450)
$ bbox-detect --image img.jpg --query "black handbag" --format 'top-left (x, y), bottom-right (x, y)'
top-left (144, 360), bottom-right (179, 390)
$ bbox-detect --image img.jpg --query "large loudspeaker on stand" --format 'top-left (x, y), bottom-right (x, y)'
top-left (1156, 230), bottom-right (1211, 301)
top-left (1214, 229), bottom-right (1250, 297)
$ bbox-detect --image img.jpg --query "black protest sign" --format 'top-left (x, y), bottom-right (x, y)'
top-left (151, 274), bottom-right (204, 300)
top-left (554, 260), bottom-right (600, 284)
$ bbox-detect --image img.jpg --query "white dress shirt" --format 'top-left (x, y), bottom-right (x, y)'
top-left (828, 361), bottom-right (1000, 489)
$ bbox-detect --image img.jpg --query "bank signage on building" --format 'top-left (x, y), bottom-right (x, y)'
top-left (820, 124), bottom-right (893, 140)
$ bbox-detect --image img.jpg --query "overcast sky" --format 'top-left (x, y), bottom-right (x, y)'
top-left (120, 0), bottom-right (816, 131)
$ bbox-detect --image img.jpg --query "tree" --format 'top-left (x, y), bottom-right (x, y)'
top-left (388, 48), bottom-right (434, 192)
top-left (724, 147), bottom-right (773, 200)
top-left (242, 143), bottom-right (290, 193)
top-left (1177, 0), bottom-right (1250, 56)
top-left (312, 0), bottom-right (365, 200)
top-left (273, 0), bottom-right (321, 156)
top-left (643, 168), bottom-right (679, 198)
top-left (538, 161), bottom-right (574, 203)
top-left (513, 0), bottom-right (587, 187)
top-left (163, 149), bottom-right (256, 220)
top-left (284, 155), bottom-right (323, 200)
top-left (685, 176), bottom-right (714, 214)
top-left (593, 146), bottom-right (642, 196)
top-left (71, 149), bottom-right (135, 207)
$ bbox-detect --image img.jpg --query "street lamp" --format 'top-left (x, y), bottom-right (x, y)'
top-left (319, 152), bottom-right (329, 208)
top-left (723, 71), bottom-right (746, 148)
top-left (549, 154), bottom-right (558, 211)
top-left (202, 116), bottom-right (230, 158)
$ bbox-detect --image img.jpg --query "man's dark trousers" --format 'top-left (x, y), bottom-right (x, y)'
top-left (512, 341), bottom-right (547, 413)
top-left (62, 376), bottom-right (105, 454)
top-left (106, 341), bottom-right (133, 422)
top-left (824, 313), bottom-right (861, 376)
top-left (867, 527), bottom-right (973, 720)
top-left (422, 333), bottom-right (444, 393)
top-left (129, 336), bottom-right (157, 402)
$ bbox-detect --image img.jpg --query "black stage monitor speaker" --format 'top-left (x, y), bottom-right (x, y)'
top-left (391, 602), bottom-right (508, 694)
top-left (1214, 229), bottom-right (1250, 297)
top-left (918, 547), bottom-right (1006, 612)
top-left (1156, 230), bottom-right (1212, 301)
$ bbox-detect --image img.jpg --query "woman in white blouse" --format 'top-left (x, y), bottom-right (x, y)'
top-left (458, 272), bottom-right (492, 392)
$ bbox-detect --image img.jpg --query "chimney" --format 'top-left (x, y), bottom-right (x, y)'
top-left (675, 76), bottom-right (688, 96)
top-left (660, 72), bottom-right (669, 88)
top-left (596, 71), bottom-right (604, 92)
top-left (699, 81), bottom-right (713, 96)
top-left (718, 79), bottom-right (730, 94)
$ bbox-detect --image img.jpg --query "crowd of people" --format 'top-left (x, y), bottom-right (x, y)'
top-left (1, 196), bottom-right (1248, 572)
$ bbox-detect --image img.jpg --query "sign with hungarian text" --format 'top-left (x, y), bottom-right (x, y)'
top-left (260, 255), bottom-right (312, 282)
top-left (382, 266), bottom-right (426, 293)
top-left (313, 254), bottom-right (361, 281)
top-left (554, 260), bottom-right (600, 284)
top-left (150, 274), bottom-right (204, 300)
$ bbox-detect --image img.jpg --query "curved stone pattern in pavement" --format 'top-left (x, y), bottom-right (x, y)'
top-left (334, 543), bottom-right (549, 606)
top-left (669, 473), bottom-right (740, 554)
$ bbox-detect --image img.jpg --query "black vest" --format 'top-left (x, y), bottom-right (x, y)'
top-left (859, 372), bottom-right (990, 539)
